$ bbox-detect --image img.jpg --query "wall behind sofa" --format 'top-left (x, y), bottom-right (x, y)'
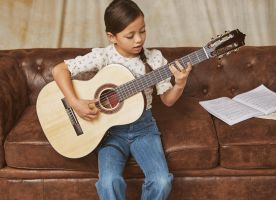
top-left (1, 0), bottom-right (276, 50)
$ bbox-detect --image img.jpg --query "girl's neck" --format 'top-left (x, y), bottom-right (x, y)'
top-left (113, 44), bottom-right (140, 59)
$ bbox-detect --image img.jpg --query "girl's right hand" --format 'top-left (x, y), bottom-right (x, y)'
top-left (70, 99), bottom-right (100, 121)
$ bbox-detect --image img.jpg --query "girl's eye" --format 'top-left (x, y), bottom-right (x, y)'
top-left (126, 35), bottom-right (134, 39)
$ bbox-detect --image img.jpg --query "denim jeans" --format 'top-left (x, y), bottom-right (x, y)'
top-left (96, 110), bottom-right (173, 200)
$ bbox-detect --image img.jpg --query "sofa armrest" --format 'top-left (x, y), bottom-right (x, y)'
top-left (0, 56), bottom-right (29, 168)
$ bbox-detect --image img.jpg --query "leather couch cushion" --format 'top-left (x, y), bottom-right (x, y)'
top-left (216, 118), bottom-right (276, 169)
top-left (4, 106), bottom-right (99, 172)
top-left (153, 96), bottom-right (218, 170)
top-left (5, 97), bottom-right (218, 175)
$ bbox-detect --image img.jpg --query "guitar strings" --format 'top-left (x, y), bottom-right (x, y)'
top-left (93, 49), bottom-right (207, 109)
top-left (89, 48), bottom-right (208, 109)
top-left (95, 49), bottom-right (207, 105)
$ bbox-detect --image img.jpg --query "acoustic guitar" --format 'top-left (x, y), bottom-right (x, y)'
top-left (36, 29), bottom-right (246, 158)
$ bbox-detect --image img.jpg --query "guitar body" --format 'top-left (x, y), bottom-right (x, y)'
top-left (37, 64), bottom-right (144, 158)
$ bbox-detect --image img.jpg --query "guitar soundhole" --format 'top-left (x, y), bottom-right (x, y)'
top-left (95, 84), bottom-right (122, 114)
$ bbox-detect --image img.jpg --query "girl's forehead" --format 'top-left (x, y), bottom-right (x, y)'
top-left (121, 16), bottom-right (145, 33)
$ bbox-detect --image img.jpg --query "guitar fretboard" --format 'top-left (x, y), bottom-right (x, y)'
top-left (115, 48), bottom-right (208, 101)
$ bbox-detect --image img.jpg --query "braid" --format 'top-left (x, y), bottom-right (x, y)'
top-left (139, 48), bottom-right (147, 63)
top-left (140, 48), bottom-right (152, 73)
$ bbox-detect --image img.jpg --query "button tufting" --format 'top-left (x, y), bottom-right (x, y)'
top-left (247, 63), bottom-right (252, 67)
top-left (231, 88), bottom-right (236, 92)
top-left (203, 88), bottom-right (208, 94)
top-left (217, 64), bottom-right (223, 68)
top-left (37, 66), bottom-right (41, 70)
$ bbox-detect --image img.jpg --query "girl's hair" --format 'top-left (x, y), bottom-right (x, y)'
top-left (104, 0), bottom-right (144, 34)
top-left (104, 0), bottom-right (148, 63)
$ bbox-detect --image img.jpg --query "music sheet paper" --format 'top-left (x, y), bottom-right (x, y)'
top-left (256, 112), bottom-right (276, 120)
top-left (199, 85), bottom-right (276, 125)
top-left (233, 85), bottom-right (276, 115)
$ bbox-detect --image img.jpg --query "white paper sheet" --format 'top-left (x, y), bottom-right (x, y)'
top-left (199, 85), bottom-right (276, 125)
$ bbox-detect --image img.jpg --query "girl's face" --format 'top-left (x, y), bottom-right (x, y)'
top-left (107, 15), bottom-right (146, 58)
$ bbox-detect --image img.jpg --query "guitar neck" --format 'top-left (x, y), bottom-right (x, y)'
top-left (116, 47), bottom-right (208, 101)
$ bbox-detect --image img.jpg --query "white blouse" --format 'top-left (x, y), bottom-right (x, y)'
top-left (64, 44), bottom-right (172, 109)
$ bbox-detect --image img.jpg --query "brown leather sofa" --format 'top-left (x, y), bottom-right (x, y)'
top-left (0, 46), bottom-right (276, 200)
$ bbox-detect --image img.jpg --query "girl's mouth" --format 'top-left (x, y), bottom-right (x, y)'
top-left (133, 45), bottom-right (143, 50)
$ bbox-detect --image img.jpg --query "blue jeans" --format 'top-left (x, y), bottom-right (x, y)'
top-left (96, 110), bottom-right (173, 200)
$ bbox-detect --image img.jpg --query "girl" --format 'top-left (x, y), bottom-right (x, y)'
top-left (52, 0), bottom-right (192, 199)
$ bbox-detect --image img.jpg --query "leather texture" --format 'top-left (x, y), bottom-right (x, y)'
top-left (0, 46), bottom-right (276, 199)
top-left (2, 175), bottom-right (276, 200)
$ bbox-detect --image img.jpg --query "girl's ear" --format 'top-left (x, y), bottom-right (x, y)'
top-left (106, 32), bottom-right (117, 44)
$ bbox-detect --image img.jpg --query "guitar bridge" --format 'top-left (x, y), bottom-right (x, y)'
top-left (61, 98), bottom-right (83, 136)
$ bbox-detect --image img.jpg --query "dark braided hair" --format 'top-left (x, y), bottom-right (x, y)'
top-left (104, 0), bottom-right (148, 64)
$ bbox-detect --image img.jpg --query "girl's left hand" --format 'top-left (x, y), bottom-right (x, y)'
top-left (169, 61), bottom-right (192, 88)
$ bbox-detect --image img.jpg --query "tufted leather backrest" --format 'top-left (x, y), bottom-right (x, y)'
top-left (0, 48), bottom-right (93, 104)
top-left (0, 46), bottom-right (275, 105)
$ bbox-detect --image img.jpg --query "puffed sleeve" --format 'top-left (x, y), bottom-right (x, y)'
top-left (145, 49), bottom-right (173, 95)
top-left (64, 48), bottom-right (107, 77)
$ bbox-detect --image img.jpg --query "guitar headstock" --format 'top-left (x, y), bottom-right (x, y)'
top-left (204, 29), bottom-right (246, 59)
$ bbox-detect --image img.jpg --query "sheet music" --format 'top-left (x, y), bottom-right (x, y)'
top-left (233, 85), bottom-right (276, 114)
top-left (199, 85), bottom-right (276, 125)
top-left (199, 97), bottom-right (263, 125)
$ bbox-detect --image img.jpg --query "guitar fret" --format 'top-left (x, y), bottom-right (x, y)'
top-left (198, 49), bottom-right (206, 62)
top-left (187, 54), bottom-right (194, 65)
top-left (190, 53), bottom-right (198, 65)
top-left (157, 68), bottom-right (164, 82)
top-left (178, 59), bottom-right (185, 68)
top-left (195, 52), bottom-right (200, 62)
top-left (132, 81), bottom-right (138, 94)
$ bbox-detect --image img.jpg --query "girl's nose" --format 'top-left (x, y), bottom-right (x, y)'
top-left (135, 34), bottom-right (142, 43)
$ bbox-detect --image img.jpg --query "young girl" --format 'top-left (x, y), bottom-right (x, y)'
top-left (52, 0), bottom-right (192, 199)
